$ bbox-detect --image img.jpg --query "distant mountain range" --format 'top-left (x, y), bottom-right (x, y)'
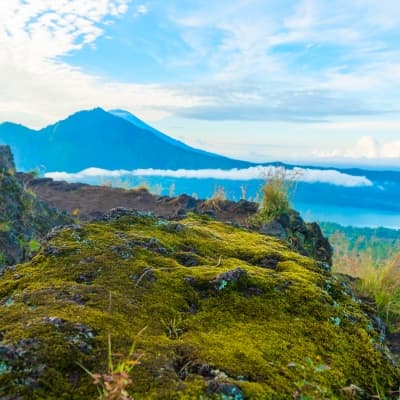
top-left (0, 108), bottom-right (253, 172)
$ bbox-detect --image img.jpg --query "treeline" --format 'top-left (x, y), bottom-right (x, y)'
top-left (320, 222), bottom-right (400, 264)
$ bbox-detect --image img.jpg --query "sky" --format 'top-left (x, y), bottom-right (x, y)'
top-left (1, 0), bottom-right (400, 167)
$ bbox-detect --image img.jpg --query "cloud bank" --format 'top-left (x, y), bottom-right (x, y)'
top-left (0, 0), bottom-right (203, 127)
top-left (45, 166), bottom-right (373, 188)
top-left (314, 136), bottom-right (400, 159)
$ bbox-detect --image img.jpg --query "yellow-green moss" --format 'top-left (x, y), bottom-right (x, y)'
top-left (0, 213), bottom-right (398, 399)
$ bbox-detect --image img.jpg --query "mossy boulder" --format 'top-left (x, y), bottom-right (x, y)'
top-left (0, 209), bottom-right (398, 399)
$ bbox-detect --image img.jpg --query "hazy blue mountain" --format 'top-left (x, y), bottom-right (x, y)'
top-left (0, 108), bottom-right (253, 172)
top-left (109, 109), bottom-right (203, 153)
top-left (109, 109), bottom-right (230, 158)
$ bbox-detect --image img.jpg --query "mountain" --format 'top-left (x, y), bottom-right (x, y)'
top-left (0, 108), bottom-right (253, 172)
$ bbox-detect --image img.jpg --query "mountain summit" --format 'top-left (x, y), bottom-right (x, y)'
top-left (0, 108), bottom-right (253, 172)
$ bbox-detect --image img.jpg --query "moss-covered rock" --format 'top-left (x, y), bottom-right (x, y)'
top-left (0, 145), bottom-right (72, 267)
top-left (0, 209), bottom-right (398, 399)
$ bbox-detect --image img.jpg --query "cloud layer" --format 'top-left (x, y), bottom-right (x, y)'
top-left (0, 0), bottom-right (203, 126)
top-left (314, 136), bottom-right (400, 159)
top-left (45, 166), bottom-right (373, 188)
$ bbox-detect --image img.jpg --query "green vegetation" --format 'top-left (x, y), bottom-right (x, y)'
top-left (356, 255), bottom-right (400, 325)
top-left (320, 222), bottom-right (400, 265)
top-left (80, 316), bottom-right (146, 400)
top-left (253, 168), bottom-right (297, 224)
top-left (0, 212), bottom-right (398, 399)
top-left (0, 221), bottom-right (11, 233)
top-left (321, 223), bottom-right (400, 326)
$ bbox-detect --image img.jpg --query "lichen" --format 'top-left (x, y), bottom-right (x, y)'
top-left (0, 213), bottom-right (398, 399)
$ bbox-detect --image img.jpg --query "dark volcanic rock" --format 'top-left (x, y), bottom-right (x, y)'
top-left (206, 381), bottom-right (244, 399)
top-left (259, 220), bottom-right (287, 240)
top-left (0, 146), bottom-right (72, 267)
top-left (257, 210), bottom-right (333, 266)
top-left (211, 268), bottom-right (247, 290)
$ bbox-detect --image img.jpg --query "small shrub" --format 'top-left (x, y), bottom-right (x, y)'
top-left (135, 182), bottom-right (150, 192)
top-left (253, 167), bottom-right (298, 224)
top-left (28, 239), bottom-right (40, 253)
top-left (161, 315), bottom-right (184, 339)
top-left (205, 186), bottom-right (227, 210)
top-left (80, 330), bottom-right (145, 400)
top-left (27, 169), bottom-right (40, 178)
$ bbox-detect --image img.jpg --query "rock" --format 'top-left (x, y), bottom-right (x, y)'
top-left (211, 268), bottom-right (247, 291)
top-left (175, 252), bottom-right (201, 267)
top-left (97, 207), bottom-right (154, 222)
top-left (206, 381), bottom-right (244, 399)
top-left (259, 220), bottom-right (287, 240)
top-left (275, 212), bottom-right (290, 228)
top-left (255, 257), bottom-right (279, 270)
top-left (0, 338), bottom-right (45, 390)
top-left (43, 317), bottom-right (95, 354)
top-left (200, 209), bottom-right (216, 218)
top-left (289, 211), bottom-right (307, 234)
top-left (76, 271), bottom-right (97, 285)
top-left (257, 210), bottom-right (332, 267)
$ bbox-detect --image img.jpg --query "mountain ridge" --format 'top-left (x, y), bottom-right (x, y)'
top-left (0, 108), bottom-right (254, 172)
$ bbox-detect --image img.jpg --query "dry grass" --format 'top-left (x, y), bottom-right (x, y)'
top-left (334, 253), bottom-right (400, 325)
top-left (253, 167), bottom-right (299, 224)
top-left (205, 186), bottom-right (227, 210)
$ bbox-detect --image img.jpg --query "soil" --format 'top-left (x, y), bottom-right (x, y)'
top-left (20, 174), bottom-right (258, 224)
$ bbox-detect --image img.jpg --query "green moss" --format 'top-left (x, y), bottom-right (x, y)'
top-left (0, 213), bottom-right (398, 399)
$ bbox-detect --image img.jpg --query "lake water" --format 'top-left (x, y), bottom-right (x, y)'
top-left (51, 174), bottom-right (400, 229)
top-left (295, 202), bottom-right (400, 229)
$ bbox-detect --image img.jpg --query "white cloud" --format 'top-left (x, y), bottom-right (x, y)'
top-left (0, 0), bottom-right (203, 127)
top-left (45, 166), bottom-right (373, 187)
top-left (313, 136), bottom-right (400, 159)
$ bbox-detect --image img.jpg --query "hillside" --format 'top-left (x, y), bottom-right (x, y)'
top-left (0, 146), bottom-right (72, 267)
top-left (0, 108), bottom-right (253, 172)
top-left (1, 147), bottom-right (400, 399)
top-left (1, 208), bottom-right (399, 399)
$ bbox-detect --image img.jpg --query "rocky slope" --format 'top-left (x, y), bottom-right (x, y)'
top-left (1, 147), bottom-right (398, 398)
top-left (24, 175), bottom-right (332, 265)
top-left (0, 208), bottom-right (399, 399)
top-left (0, 146), bottom-right (72, 267)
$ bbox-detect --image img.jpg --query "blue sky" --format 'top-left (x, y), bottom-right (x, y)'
top-left (1, 0), bottom-right (400, 166)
